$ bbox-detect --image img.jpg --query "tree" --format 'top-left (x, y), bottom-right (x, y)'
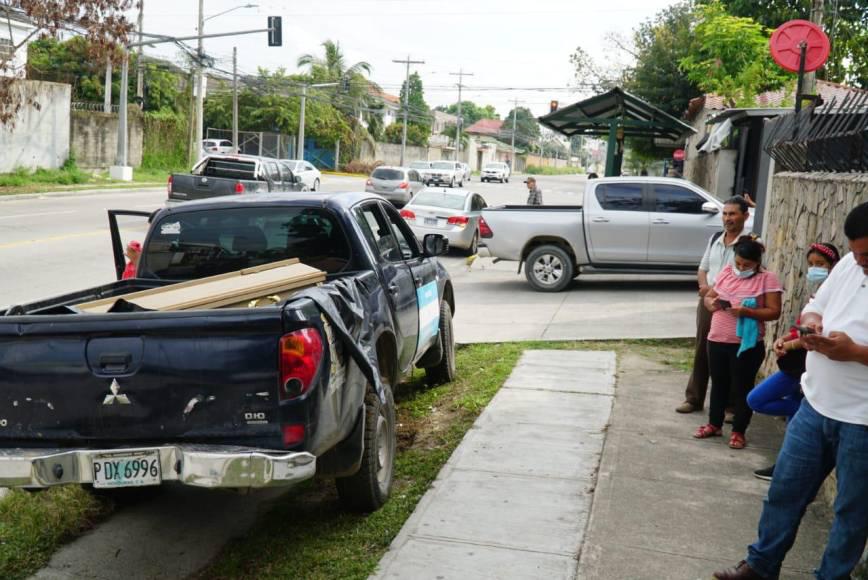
top-left (679, 1), bottom-right (791, 107)
top-left (435, 101), bottom-right (498, 127)
top-left (715, 0), bottom-right (868, 88)
top-left (399, 71), bottom-right (431, 127)
top-left (502, 107), bottom-right (540, 150)
top-left (383, 122), bottom-right (428, 147)
top-left (1, 0), bottom-right (138, 125)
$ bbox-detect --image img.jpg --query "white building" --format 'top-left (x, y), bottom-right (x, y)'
top-left (0, 8), bottom-right (37, 78)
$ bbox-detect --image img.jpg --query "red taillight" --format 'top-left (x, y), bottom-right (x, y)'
top-left (400, 209), bottom-right (416, 220)
top-left (167, 175), bottom-right (173, 195)
top-left (398, 181), bottom-right (409, 189)
top-left (234, 182), bottom-right (245, 194)
top-left (279, 328), bottom-right (323, 400)
top-left (366, 179), bottom-right (373, 186)
top-left (479, 216), bottom-right (493, 238)
top-left (282, 424), bottom-right (305, 447)
top-left (447, 215), bottom-right (469, 227)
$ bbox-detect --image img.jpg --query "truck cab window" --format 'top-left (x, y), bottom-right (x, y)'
top-left (595, 183), bottom-right (644, 212)
top-left (653, 184), bottom-right (706, 214)
top-left (382, 204), bottom-right (419, 260)
top-left (355, 204), bottom-right (403, 262)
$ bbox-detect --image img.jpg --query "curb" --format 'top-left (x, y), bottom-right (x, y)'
top-left (322, 171), bottom-right (366, 178)
top-left (0, 184), bottom-right (165, 202)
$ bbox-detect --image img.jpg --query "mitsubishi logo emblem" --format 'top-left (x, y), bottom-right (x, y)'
top-left (103, 379), bottom-right (131, 405)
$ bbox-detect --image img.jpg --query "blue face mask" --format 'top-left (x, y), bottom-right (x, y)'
top-left (806, 266), bottom-right (829, 283)
top-left (733, 266), bottom-right (755, 279)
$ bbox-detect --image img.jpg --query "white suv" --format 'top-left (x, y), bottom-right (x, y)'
top-left (481, 162), bottom-right (510, 183)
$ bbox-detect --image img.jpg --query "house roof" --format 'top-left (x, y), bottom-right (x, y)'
top-left (685, 80), bottom-right (868, 120)
top-left (368, 86), bottom-right (401, 105)
top-left (465, 118), bottom-right (503, 136)
top-left (433, 110), bottom-right (458, 124)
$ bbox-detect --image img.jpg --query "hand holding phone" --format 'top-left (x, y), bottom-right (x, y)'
top-left (715, 299), bottom-right (732, 310)
top-left (795, 324), bottom-right (817, 336)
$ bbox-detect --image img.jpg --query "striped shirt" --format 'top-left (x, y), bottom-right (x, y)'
top-left (526, 188), bottom-right (543, 205)
top-left (707, 265), bottom-right (783, 344)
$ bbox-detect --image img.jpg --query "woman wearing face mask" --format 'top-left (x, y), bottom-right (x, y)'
top-left (746, 242), bottom-right (840, 479)
top-left (694, 236), bottom-right (783, 449)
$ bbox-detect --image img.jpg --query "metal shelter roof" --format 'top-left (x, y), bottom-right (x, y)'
top-left (538, 87), bottom-right (696, 140)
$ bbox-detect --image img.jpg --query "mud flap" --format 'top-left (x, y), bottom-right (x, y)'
top-left (315, 404), bottom-right (365, 477)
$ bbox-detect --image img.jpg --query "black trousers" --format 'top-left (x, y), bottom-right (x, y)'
top-left (707, 341), bottom-right (765, 433)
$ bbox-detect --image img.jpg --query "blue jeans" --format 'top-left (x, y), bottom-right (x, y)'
top-left (747, 371), bottom-right (803, 419)
top-left (747, 399), bottom-right (868, 580)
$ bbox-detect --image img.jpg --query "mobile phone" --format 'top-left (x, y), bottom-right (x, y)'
top-left (794, 325), bottom-right (816, 335)
top-left (715, 299), bottom-right (732, 310)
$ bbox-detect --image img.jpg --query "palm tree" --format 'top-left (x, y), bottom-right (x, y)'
top-left (297, 40), bottom-right (372, 82)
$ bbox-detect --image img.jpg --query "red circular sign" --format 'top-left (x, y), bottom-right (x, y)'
top-left (770, 20), bottom-right (830, 73)
top-left (673, 149), bottom-right (685, 161)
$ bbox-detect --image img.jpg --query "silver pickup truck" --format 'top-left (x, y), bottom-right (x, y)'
top-left (480, 177), bottom-right (752, 291)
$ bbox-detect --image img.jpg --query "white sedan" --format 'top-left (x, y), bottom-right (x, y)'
top-left (284, 160), bottom-right (322, 191)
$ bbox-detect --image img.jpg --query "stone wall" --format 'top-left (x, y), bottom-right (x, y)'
top-left (71, 109), bottom-right (143, 169)
top-left (359, 141), bottom-right (445, 166)
top-left (0, 80), bottom-right (70, 172)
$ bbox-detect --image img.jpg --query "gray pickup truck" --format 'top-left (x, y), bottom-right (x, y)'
top-left (168, 155), bottom-right (308, 204)
top-left (480, 177), bottom-right (752, 291)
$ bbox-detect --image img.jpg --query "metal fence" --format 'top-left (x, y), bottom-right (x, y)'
top-left (206, 128), bottom-right (297, 159)
top-left (763, 91), bottom-right (868, 173)
top-left (72, 101), bottom-right (120, 113)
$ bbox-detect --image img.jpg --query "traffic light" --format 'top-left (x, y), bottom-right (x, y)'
top-left (340, 76), bottom-right (350, 93)
top-left (549, 100), bottom-right (559, 113)
top-left (268, 16), bottom-right (282, 47)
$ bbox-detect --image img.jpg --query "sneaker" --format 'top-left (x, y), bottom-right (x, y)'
top-left (676, 401), bottom-right (699, 413)
top-left (753, 464), bottom-right (775, 481)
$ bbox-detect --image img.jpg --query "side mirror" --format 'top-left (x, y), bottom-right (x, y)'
top-left (423, 234), bottom-right (449, 257)
top-left (702, 201), bottom-right (720, 214)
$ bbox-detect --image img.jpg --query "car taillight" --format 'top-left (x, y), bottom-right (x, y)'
top-left (282, 424), bottom-right (306, 447)
top-left (447, 215), bottom-right (469, 227)
top-left (166, 175), bottom-right (173, 195)
top-left (279, 328), bottom-right (323, 401)
top-left (479, 216), bottom-right (493, 238)
top-left (234, 182), bottom-right (245, 194)
top-left (398, 181), bottom-right (409, 189)
top-left (366, 179), bottom-right (373, 186)
top-left (400, 209), bottom-right (416, 220)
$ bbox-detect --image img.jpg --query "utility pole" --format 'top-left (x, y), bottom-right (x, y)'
top-left (135, 1), bottom-right (144, 108)
top-left (510, 98), bottom-right (519, 171)
top-left (103, 59), bottom-right (112, 113)
top-left (232, 46), bottom-right (238, 153)
top-left (195, 0), bottom-right (205, 152)
top-left (449, 68), bottom-right (473, 162)
top-left (297, 85), bottom-right (306, 160)
top-left (805, 0), bottom-right (824, 98)
top-left (393, 55), bottom-right (425, 166)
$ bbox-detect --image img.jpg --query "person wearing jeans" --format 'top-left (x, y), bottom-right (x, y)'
top-left (714, 202), bottom-right (868, 580)
top-left (694, 236), bottom-right (782, 449)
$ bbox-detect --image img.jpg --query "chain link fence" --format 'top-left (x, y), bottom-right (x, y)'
top-left (206, 128), bottom-right (297, 159)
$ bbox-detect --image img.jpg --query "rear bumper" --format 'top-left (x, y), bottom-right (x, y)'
top-left (0, 445), bottom-right (316, 489)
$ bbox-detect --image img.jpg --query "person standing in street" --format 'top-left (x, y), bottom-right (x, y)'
top-left (122, 240), bottom-right (141, 280)
top-left (713, 201), bottom-right (868, 580)
top-left (677, 196), bottom-right (755, 414)
top-left (524, 176), bottom-right (543, 205)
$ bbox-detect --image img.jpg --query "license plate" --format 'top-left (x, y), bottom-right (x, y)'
top-left (424, 217), bottom-right (438, 226)
top-left (92, 450), bottom-right (161, 488)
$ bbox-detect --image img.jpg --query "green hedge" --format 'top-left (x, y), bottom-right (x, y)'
top-left (141, 111), bottom-right (189, 172)
top-left (525, 164), bottom-right (585, 175)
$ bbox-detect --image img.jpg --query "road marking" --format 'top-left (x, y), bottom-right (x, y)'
top-left (0, 210), bottom-right (77, 220)
top-left (0, 227), bottom-right (144, 250)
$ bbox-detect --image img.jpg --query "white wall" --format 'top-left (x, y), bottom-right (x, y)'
top-left (1, 19), bottom-right (36, 78)
top-left (0, 81), bottom-right (71, 172)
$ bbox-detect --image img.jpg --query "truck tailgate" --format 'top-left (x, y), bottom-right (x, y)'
top-left (0, 310), bottom-right (286, 446)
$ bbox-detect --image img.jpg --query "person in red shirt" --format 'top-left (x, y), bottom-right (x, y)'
top-left (122, 240), bottom-right (142, 280)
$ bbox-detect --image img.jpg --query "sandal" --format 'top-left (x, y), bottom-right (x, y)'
top-left (693, 424), bottom-right (722, 439)
top-left (729, 432), bottom-right (747, 449)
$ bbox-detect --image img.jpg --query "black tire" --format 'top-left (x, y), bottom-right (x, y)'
top-left (459, 180), bottom-right (464, 187)
top-left (505, 177), bottom-right (509, 183)
top-left (450, 178), bottom-right (455, 188)
top-left (525, 245), bottom-right (574, 292)
top-left (425, 301), bottom-right (456, 385)
top-left (336, 382), bottom-right (396, 512)
top-left (313, 178), bottom-right (320, 191)
top-left (465, 232), bottom-right (478, 256)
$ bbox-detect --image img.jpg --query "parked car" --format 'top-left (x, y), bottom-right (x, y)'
top-left (480, 162), bottom-right (510, 183)
top-left (409, 160), bottom-right (433, 183)
top-left (201, 139), bottom-right (236, 155)
top-left (365, 166), bottom-right (425, 207)
top-left (0, 193), bottom-right (457, 512)
top-left (283, 159), bottom-right (322, 191)
top-left (168, 155), bottom-right (308, 204)
top-left (427, 161), bottom-right (464, 187)
top-left (479, 176), bottom-right (753, 292)
top-left (400, 188), bottom-right (487, 255)
top-left (460, 163), bottom-right (472, 183)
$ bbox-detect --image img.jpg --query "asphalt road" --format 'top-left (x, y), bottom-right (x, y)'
top-left (0, 174), bottom-right (697, 341)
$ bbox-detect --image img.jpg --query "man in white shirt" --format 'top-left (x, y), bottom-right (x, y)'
top-left (714, 201), bottom-right (868, 580)
top-left (677, 196), bottom-right (755, 414)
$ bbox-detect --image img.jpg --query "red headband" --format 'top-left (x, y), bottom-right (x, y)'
top-left (809, 243), bottom-right (837, 263)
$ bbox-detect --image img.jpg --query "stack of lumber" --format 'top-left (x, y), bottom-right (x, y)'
top-left (76, 259), bottom-right (325, 313)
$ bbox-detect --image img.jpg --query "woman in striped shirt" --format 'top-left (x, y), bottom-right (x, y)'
top-left (694, 236), bottom-right (783, 449)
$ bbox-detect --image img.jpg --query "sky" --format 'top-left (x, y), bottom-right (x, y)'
top-left (132, 0), bottom-right (678, 119)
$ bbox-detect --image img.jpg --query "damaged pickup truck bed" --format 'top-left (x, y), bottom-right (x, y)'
top-left (0, 192), bottom-right (456, 511)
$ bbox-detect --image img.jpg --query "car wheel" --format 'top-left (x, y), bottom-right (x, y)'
top-left (425, 301), bottom-right (456, 386)
top-left (313, 178), bottom-right (320, 191)
top-left (450, 178), bottom-right (455, 188)
top-left (336, 380), bottom-right (396, 512)
top-left (505, 177), bottom-right (509, 183)
top-left (459, 180), bottom-right (464, 187)
top-left (465, 231), bottom-right (478, 256)
top-left (525, 245), bottom-right (574, 292)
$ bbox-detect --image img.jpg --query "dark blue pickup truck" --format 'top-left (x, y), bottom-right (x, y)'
top-left (0, 192), bottom-right (456, 511)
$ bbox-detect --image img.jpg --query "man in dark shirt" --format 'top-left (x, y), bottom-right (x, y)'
top-left (524, 177), bottom-right (542, 205)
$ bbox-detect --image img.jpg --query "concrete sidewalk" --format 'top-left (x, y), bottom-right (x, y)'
top-left (373, 349), bottom-right (833, 580)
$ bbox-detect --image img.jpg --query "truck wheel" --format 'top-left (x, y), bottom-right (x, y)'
top-left (336, 382), bottom-right (396, 512)
top-left (465, 232), bottom-right (478, 256)
top-left (425, 301), bottom-right (456, 386)
top-left (525, 245), bottom-right (573, 292)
